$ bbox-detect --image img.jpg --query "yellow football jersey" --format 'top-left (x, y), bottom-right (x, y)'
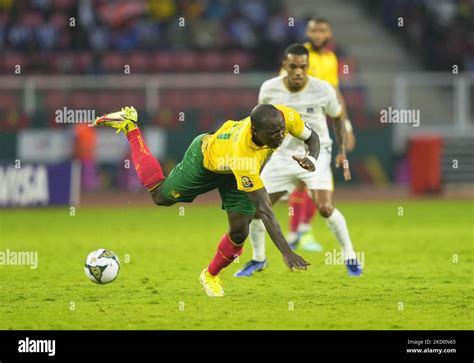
top-left (304, 42), bottom-right (339, 87)
top-left (202, 105), bottom-right (306, 192)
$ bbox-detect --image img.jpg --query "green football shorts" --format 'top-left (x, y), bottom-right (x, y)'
top-left (159, 134), bottom-right (256, 216)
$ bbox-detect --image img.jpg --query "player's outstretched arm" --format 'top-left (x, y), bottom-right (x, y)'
top-left (333, 115), bottom-right (351, 181)
top-left (248, 188), bottom-right (311, 271)
top-left (335, 87), bottom-right (356, 152)
top-left (305, 128), bottom-right (320, 161)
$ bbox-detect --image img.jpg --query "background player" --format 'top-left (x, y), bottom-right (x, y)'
top-left (288, 17), bottom-right (357, 250)
top-left (94, 104), bottom-right (319, 296)
top-left (236, 44), bottom-right (362, 277)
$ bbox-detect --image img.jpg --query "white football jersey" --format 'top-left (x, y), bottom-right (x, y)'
top-left (258, 76), bottom-right (342, 157)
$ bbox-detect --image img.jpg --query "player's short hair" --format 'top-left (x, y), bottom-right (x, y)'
top-left (307, 17), bottom-right (330, 26)
top-left (283, 44), bottom-right (309, 60)
top-left (250, 104), bottom-right (281, 130)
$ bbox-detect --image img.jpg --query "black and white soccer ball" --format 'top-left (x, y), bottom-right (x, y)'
top-left (84, 249), bottom-right (120, 284)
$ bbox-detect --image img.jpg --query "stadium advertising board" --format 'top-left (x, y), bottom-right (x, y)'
top-left (0, 162), bottom-right (80, 207)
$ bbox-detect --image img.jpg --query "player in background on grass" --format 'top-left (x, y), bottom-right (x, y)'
top-left (235, 44), bottom-right (362, 277)
top-left (286, 17), bottom-right (356, 252)
top-left (94, 104), bottom-right (320, 296)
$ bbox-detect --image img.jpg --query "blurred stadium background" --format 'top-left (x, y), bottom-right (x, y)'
top-left (0, 0), bottom-right (473, 207)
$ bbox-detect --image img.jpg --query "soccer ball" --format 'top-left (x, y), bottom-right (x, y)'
top-left (84, 249), bottom-right (120, 284)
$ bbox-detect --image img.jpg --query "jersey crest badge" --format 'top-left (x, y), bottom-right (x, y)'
top-left (241, 176), bottom-right (254, 189)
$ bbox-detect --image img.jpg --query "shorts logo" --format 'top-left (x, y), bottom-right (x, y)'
top-left (307, 107), bottom-right (314, 113)
top-left (241, 176), bottom-right (254, 189)
top-left (171, 190), bottom-right (181, 199)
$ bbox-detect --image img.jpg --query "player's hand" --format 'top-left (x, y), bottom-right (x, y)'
top-left (292, 155), bottom-right (316, 172)
top-left (335, 153), bottom-right (351, 181)
top-left (282, 250), bottom-right (311, 271)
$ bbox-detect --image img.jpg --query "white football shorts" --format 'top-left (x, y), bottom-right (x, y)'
top-left (261, 147), bottom-right (334, 193)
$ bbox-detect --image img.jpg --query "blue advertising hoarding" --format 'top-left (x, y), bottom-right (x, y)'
top-left (0, 161), bottom-right (80, 207)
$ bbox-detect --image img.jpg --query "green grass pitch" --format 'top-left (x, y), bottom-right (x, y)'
top-left (0, 200), bottom-right (472, 330)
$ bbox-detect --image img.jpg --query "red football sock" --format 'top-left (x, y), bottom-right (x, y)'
top-left (302, 192), bottom-right (317, 224)
top-left (126, 128), bottom-right (164, 191)
top-left (208, 234), bottom-right (243, 276)
top-left (289, 190), bottom-right (305, 233)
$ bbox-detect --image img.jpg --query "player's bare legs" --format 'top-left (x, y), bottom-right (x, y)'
top-left (149, 188), bottom-right (175, 206)
top-left (310, 189), bottom-right (362, 276)
top-left (311, 189), bottom-right (334, 217)
top-left (227, 212), bottom-right (253, 244)
top-left (238, 187), bottom-right (362, 277)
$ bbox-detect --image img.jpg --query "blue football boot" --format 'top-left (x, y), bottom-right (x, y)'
top-left (234, 259), bottom-right (268, 277)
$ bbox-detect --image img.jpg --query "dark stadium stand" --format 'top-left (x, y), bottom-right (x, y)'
top-left (362, 0), bottom-right (474, 71)
top-left (0, 0), bottom-right (363, 134)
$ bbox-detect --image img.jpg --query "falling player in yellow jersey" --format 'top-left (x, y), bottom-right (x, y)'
top-left (94, 104), bottom-right (320, 296)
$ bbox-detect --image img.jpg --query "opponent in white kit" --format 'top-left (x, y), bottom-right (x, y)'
top-left (235, 44), bottom-right (362, 277)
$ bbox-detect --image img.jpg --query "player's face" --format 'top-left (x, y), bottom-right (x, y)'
top-left (283, 54), bottom-right (309, 89)
top-left (255, 116), bottom-right (286, 149)
top-left (306, 21), bottom-right (331, 49)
